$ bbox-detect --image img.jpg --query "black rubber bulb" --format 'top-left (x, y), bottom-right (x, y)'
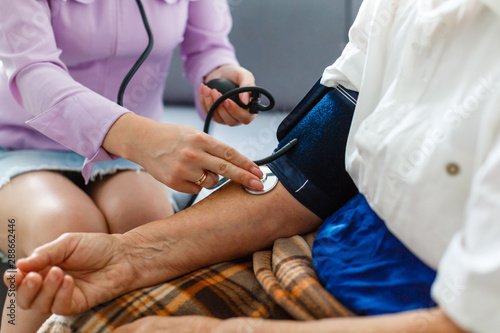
top-left (205, 78), bottom-right (247, 109)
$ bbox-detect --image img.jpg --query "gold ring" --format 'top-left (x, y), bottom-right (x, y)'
top-left (194, 172), bottom-right (208, 186)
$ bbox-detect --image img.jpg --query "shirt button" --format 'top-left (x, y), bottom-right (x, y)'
top-left (446, 163), bottom-right (460, 175)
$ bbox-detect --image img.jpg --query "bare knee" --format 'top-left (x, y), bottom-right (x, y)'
top-left (19, 202), bottom-right (108, 257)
top-left (0, 171), bottom-right (108, 258)
top-left (89, 171), bottom-right (174, 234)
top-left (104, 191), bottom-right (174, 234)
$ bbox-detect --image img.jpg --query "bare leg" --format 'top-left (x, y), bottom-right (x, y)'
top-left (87, 171), bottom-right (174, 234)
top-left (0, 170), bottom-right (175, 332)
top-left (0, 171), bottom-right (108, 333)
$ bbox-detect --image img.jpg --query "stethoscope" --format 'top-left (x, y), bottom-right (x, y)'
top-left (119, 0), bottom-right (297, 206)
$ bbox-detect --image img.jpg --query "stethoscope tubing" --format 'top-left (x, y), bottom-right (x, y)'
top-left (117, 0), bottom-right (298, 207)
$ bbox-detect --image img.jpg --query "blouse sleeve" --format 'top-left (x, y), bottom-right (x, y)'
top-left (321, 0), bottom-right (381, 91)
top-left (431, 134), bottom-right (500, 333)
top-left (180, 0), bottom-right (239, 119)
top-left (0, 0), bottom-right (131, 183)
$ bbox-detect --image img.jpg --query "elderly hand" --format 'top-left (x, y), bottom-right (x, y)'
top-left (199, 64), bottom-right (257, 126)
top-left (3, 233), bottom-right (136, 316)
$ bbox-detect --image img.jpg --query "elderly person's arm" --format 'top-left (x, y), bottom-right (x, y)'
top-left (112, 308), bottom-right (467, 333)
top-left (7, 181), bottom-right (321, 315)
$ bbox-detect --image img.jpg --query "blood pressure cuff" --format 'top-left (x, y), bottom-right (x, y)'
top-left (267, 79), bottom-right (359, 219)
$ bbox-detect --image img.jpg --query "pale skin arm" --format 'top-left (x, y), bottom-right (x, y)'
top-left (113, 308), bottom-right (468, 333)
top-left (7, 181), bottom-right (322, 315)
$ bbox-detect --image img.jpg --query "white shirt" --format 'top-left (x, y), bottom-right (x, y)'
top-left (322, 0), bottom-right (500, 332)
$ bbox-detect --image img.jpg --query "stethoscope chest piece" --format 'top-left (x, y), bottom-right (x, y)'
top-left (243, 165), bottom-right (278, 195)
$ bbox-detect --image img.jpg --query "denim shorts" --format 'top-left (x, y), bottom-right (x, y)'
top-left (0, 148), bottom-right (142, 189)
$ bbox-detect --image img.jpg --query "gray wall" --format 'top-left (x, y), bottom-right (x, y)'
top-left (349, 0), bottom-right (364, 23)
top-left (164, 0), bottom-right (363, 111)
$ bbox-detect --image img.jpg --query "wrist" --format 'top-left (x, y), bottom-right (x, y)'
top-left (102, 112), bottom-right (135, 159)
top-left (102, 113), bottom-right (156, 161)
top-left (119, 227), bottom-right (187, 289)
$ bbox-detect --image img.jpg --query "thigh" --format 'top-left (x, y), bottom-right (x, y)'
top-left (87, 171), bottom-right (174, 234)
top-left (0, 171), bottom-right (108, 257)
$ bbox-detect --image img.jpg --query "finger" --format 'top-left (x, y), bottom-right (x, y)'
top-left (51, 275), bottom-right (76, 315)
top-left (211, 112), bottom-right (225, 125)
top-left (214, 103), bottom-right (240, 126)
top-left (209, 91), bottom-right (238, 126)
top-left (191, 170), bottom-right (219, 190)
top-left (168, 171), bottom-right (218, 194)
top-left (164, 177), bottom-right (203, 194)
top-left (203, 140), bottom-right (263, 178)
top-left (3, 268), bottom-right (25, 289)
top-left (239, 92), bottom-right (251, 106)
top-left (17, 234), bottom-right (75, 273)
top-left (17, 272), bottom-right (43, 310)
top-left (30, 266), bottom-right (64, 315)
top-left (192, 133), bottom-right (264, 181)
top-left (210, 89), bottom-right (240, 126)
top-left (231, 67), bottom-right (256, 88)
top-left (235, 73), bottom-right (255, 107)
top-left (222, 99), bottom-right (256, 125)
top-left (200, 153), bottom-right (264, 191)
top-left (199, 84), bottom-right (226, 124)
top-left (200, 94), bottom-right (225, 124)
top-left (203, 171), bottom-right (220, 189)
top-left (198, 84), bottom-right (212, 115)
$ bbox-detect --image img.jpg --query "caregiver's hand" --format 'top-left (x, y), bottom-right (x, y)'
top-left (3, 233), bottom-right (135, 316)
top-left (199, 64), bottom-right (257, 126)
top-left (103, 113), bottom-right (264, 194)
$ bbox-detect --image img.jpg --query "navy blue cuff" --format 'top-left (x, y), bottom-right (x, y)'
top-left (267, 83), bottom-right (359, 219)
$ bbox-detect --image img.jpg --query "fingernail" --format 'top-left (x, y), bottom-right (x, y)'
top-left (27, 279), bottom-right (35, 289)
top-left (250, 179), bottom-right (264, 191)
top-left (211, 89), bottom-right (219, 101)
top-left (50, 268), bottom-right (60, 283)
top-left (202, 84), bottom-right (211, 97)
top-left (241, 93), bottom-right (250, 105)
top-left (62, 276), bottom-right (71, 289)
top-left (250, 166), bottom-right (264, 178)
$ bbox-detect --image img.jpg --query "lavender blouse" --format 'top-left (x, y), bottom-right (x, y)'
top-left (0, 0), bottom-right (238, 181)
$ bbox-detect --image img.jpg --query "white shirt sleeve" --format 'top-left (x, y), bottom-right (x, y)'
top-left (432, 134), bottom-right (500, 333)
top-left (321, 0), bottom-right (382, 90)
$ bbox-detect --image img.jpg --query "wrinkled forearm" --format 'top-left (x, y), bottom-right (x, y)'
top-left (224, 308), bottom-right (467, 333)
top-left (120, 181), bottom-right (322, 289)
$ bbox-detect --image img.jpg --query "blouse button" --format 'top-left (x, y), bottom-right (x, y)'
top-left (446, 163), bottom-right (460, 175)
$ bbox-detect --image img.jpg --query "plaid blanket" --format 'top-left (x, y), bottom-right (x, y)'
top-left (38, 232), bottom-right (351, 333)
top-left (254, 233), bottom-right (352, 320)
